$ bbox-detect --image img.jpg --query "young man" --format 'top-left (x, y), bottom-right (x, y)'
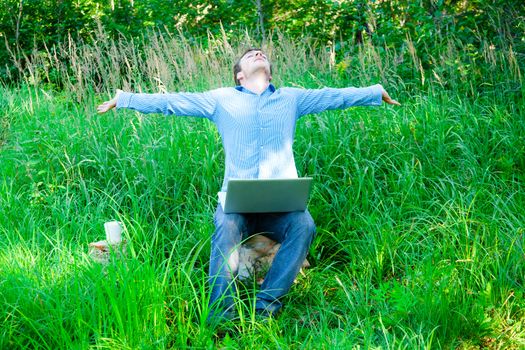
top-left (97, 48), bottom-right (400, 323)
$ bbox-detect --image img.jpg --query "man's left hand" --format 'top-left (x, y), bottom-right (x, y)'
top-left (381, 88), bottom-right (401, 106)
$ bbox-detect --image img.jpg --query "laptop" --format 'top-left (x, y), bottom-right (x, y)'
top-left (218, 177), bottom-right (313, 214)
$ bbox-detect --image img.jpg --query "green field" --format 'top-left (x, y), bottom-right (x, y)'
top-left (1, 33), bottom-right (524, 349)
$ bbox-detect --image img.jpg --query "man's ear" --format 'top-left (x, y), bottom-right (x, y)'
top-left (236, 71), bottom-right (244, 83)
top-left (269, 74), bottom-right (272, 82)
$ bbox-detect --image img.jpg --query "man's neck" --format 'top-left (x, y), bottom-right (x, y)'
top-left (240, 72), bottom-right (270, 95)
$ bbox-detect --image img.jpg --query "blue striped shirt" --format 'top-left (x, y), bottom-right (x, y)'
top-left (117, 84), bottom-right (383, 191)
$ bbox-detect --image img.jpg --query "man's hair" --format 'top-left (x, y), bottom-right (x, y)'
top-left (233, 48), bottom-right (272, 86)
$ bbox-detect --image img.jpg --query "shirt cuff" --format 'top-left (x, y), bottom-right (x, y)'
top-left (116, 92), bottom-right (133, 109)
top-left (368, 84), bottom-right (383, 106)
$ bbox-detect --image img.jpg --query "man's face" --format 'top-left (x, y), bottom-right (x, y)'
top-left (237, 50), bottom-right (271, 82)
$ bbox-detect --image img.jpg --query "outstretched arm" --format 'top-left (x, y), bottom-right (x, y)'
top-left (96, 89), bottom-right (217, 119)
top-left (291, 83), bottom-right (399, 117)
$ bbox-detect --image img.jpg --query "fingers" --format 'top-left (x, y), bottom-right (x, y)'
top-left (387, 98), bottom-right (401, 106)
top-left (97, 90), bottom-right (121, 114)
top-left (382, 89), bottom-right (401, 106)
top-left (96, 102), bottom-right (107, 114)
top-left (96, 101), bottom-right (113, 114)
top-left (96, 97), bottom-right (118, 114)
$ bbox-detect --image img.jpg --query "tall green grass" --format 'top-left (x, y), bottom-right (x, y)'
top-left (1, 29), bottom-right (524, 348)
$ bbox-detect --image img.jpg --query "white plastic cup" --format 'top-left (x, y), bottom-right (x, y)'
top-left (104, 221), bottom-right (123, 244)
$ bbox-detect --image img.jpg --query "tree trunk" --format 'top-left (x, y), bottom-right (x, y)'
top-left (254, 0), bottom-right (266, 43)
top-left (15, 0), bottom-right (24, 47)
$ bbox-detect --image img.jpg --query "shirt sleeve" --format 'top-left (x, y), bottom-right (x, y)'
top-left (116, 91), bottom-right (217, 120)
top-left (292, 84), bottom-right (383, 117)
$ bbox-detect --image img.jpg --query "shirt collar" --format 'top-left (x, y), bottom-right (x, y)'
top-left (235, 83), bottom-right (276, 95)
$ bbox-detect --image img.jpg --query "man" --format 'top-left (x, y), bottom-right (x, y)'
top-left (97, 48), bottom-right (400, 323)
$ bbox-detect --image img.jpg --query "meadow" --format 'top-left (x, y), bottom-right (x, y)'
top-left (0, 31), bottom-right (524, 349)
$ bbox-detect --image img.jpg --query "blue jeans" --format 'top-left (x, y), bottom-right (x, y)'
top-left (208, 205), bottom-right (316, 316)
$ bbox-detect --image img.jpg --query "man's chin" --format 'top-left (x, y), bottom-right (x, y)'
top-left (246, 66), bottom-right (271, 78)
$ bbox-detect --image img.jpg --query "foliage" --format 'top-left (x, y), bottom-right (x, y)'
top-left (1, 0), bottom-right (524, 82)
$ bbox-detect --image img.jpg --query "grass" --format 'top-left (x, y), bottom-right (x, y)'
top-left (0, 29), bottom-right (524, 348)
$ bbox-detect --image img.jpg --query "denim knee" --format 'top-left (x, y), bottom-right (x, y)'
top-left (288, 210), bottom-right (316, 241)
top-left (212, 209), bottom-right (246, 244)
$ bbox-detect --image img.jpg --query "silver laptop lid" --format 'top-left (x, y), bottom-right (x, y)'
top-left (219, 178), bottom-right (313, 214)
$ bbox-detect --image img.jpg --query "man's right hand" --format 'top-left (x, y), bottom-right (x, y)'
top-left (97, 90), bottom-right (122, 114)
